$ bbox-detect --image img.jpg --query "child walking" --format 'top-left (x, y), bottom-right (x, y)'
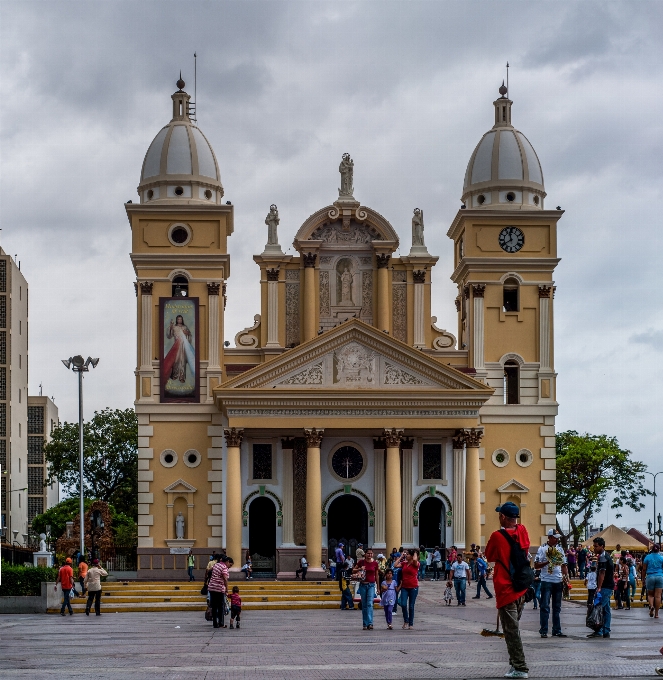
top-left (229, 585), bottom-right (242, 629)
top-left (380, 568), bottom-right (397, 629)
top-left (443, 580), bottom-right (453, 606)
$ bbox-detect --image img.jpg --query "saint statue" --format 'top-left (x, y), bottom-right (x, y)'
top-left (39, 533), bottom-right (47, 552)
top-left (175, 512), bottom-right (185, 539)
top-left (338, 153), bottom-right (354, 198)
top-left (340, 266), bottom-right (354, 305)
top-left (265, 204), bottom-right (280, 245)
top-left (412, 208), bottom-right (425, 247)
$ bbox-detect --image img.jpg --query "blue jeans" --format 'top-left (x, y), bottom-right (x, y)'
top-left (340, 587), bottom-right (353, 609)
top-left (476, 574), bottom-right (493, 598)
top-left (454, 577), bottom-right (467, 603)
top-left (419, 562), bottom-right (427, 579)
top-left (188, 565), bottom-right (194, 581)
top-left (532, 580), bottom-right (541, 608)
top-left (598, 587), bottom-right (612, 635)
top-left (60, 587), bottom-right (73, 614)
top-left (539, 581), bottom-right (563, 635)
top-left (359, 583), bottom-right (375, 627)
top-left (578, 562), bottom-right (586, 579)
top-left (628, 578), bottom-right (636, 599)
top-left (400, 587), bottom-right (418, 626)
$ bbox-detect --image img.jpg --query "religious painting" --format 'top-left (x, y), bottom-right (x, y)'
top-left (160, 298), bottom-right (199, 402)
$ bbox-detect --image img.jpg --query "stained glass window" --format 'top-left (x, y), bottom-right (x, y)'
top-left (422, 444), bottom-right (443, 480)
top-left (252, 444), bottom-right (272, 480)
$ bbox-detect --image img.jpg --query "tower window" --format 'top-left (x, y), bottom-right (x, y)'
top-left (171, 227), bottom-right (188, 244)
top-left (503, 277), bottom-right (519, 312)
top-left (252, 444), bottom-right (273, 480)
top-left (172, 276), bottom-right (189, 297)
top-left (147, 189), bottom-right (154, 200)
top-left (506, 192), bottom-right (516, 202)
top-left (504, 360), bottom-right (520, 405)
top-left (477, 194), bottom-right (486, 205)
top-left (204, 189), bottom-right (212, 200)
top-left (174, 186), bottom-right (184, 196)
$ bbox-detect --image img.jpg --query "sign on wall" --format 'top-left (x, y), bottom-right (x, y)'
top-left (160, 298), bottom-right (199, 402)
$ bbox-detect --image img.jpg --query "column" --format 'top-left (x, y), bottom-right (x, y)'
top-left (401, 438), bottom-right (414, 545)
top-left (413, 271), bottom-right (426, 347)
top-left (207, 283), bottom-right (222, 402)
top-left (538, 286), bottom-right (552, 370)
top-left (472, 285), bottom-right (485, 371)
top-left (452, 434), bottom-right (466, 548)
top-left (304, 428), bottom-right (325, 577)
top-left (463, 428), bottom-right (483, 548)
top-left (281, 439), bottom-right (295, 545)
top-left (373, 439), bottom-right (386, 547)
top-left (376, 253), bottom-right (391, 333)
top-left (384, 428), bottom-right (403, 553)
top-left (139, 281), bottom-right (154, 401)
top-left (224, 427), bottom-right (244, 572)
top-left (303, 253), bottom-right (317, 341)
top-left (266, 268), bottom-right (280, 348)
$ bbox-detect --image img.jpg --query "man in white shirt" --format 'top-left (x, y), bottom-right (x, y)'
top-left (534, 529), bottom-right (569, 638)
top-left (295, 555), bottom-right (308, 580)
top-left (452, 553), bottom-right (472, 606)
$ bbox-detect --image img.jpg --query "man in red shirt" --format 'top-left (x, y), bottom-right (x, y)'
top-left (485, 502), bottom-right (530, 679)
top-left (55, 557), bottom-right (75, 616)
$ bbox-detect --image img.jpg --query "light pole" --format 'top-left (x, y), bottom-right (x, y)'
top-left (62, 355), bottom-right (99, 559)
top-left (645, 471), bottom-right (663, 546)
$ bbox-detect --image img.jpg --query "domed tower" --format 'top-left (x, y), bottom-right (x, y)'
top-left (128, 77), bottom-right (233, 560)
top-left (462, 81), bottom-right (545, 210)
top-left (447, 84), bottom-right (562, 548)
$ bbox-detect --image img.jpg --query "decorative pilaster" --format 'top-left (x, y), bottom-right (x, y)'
top-left (224, 428), bottom-right (244, 568)
top-left (452, 434), bottom-right (466, 548)
top-left (462, 428), bottom-right (483, 548)
top-left (401, 440), bottom-right (414, 545)
top-left (472, 284), bottom-right (485, 372)
top-left (538, 286), bottom-right (551, 370)
top-left (377, 254), bottom-right (391, 333)
top-left (139, 281), bottom-right (153, 370)
top-left (373, 438), bottom-right (386, 547)
top-left (413, 270), bottom-right (426, 348)
top-left (303, 428), bottom-right (324, 575)
top-left (206, 282), bottom-right (222, 402)
top-left (281, 438), bottom-right (294, 545)
top-left (266, 268), bottom-right (280, 348)
top-left (384, 428), bottom-right (403, 552)
top-left (303, 254), bottom-right (317, 341)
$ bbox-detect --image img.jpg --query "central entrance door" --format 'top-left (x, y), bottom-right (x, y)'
top-left (327, 494), bottom-right (368, 560)
top-left (249, 497), bottom-right (276, 573)
top-left (418, 496), bottom-right (445, 550)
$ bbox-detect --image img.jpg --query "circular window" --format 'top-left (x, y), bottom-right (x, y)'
top-left (168, 224), bottom-right (192, 246)
top-left (533, 195), bottom-right (540, 205)
top-left (204, 189), bottom-right (212, 200)
top-left (174, 186), bottom-right (184, 196)
top-left (329, 444), bottom-right (365, 482)
top-left (506, 192), bottom-right (516, 202)
top-left (491, 448), bottom-right (510, 468)
top-left (160, 449), bottom-right (178, 468)
top-left (183, 449), bottom-right (201, 468)
top-left (516, 448), bottom-right (533, 468)
top-left (477, 194), bottom-right (486, 205)
top-left (147, 189), bottom-right (154, 200)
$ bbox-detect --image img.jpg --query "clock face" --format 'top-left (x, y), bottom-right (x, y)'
top-left (499, 227), bottom-right (524, 253)
top-left (331, 446), bottom-right (364, 480)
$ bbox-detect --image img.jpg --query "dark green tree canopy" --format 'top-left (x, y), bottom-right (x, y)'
top-left (555, 430), bottom-right (650, 548)
top-left (44, 408), bottom-right (137, 518)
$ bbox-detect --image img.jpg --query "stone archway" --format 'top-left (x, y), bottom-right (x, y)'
top-left (327, 494), bottom-right (368, 560)
top-left (248, 496), bottom-right (277, 572)
top-left (419, 496), bottom-right (446, 550)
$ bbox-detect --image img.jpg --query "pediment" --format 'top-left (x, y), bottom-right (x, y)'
top-left (164, 479), bottom-right (197, 493)
top-left (497, 479), bottom-right (530, 493)
top-left (218, 319), bottom-right (491, 393)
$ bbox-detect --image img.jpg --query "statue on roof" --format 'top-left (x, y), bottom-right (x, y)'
top-left (262, 204), bottom-right (284, 254)
top-left (339, 153), bottom-right (354, 198)
top-left (412, 208), bottom-right (425, 247)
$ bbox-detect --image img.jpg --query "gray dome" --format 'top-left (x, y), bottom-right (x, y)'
top-left (461, 89), bottom-right (546, 210)
top-left (137, 81), bottom-right (224, 204)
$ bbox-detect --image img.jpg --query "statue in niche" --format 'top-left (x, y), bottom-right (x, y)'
top-left (340, 266), bottom-right (354, 306)
top-left (338, 153), bottom-right (354, 197)
top-left (265, 204), bottom-right (280, 245)
top-left (412, 208), bottom-right (425, 247)
top-left (175, 512), bottom-right (185, 539)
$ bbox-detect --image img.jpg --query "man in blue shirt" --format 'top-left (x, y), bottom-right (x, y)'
top-left (335, 543), bottom-right (346, 587)
top-left (472, 551), bottom-right (493, 599)
top-left (643, 544), bottom-right (663, 618)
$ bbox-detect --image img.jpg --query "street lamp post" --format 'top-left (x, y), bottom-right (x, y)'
top-left (62, 355), bottom-right (99, 560)
top-left (645, 471), bottom-right (663, 546)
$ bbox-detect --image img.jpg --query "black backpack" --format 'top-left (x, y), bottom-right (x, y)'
top-left (499, 529), bottom-right (534, 590)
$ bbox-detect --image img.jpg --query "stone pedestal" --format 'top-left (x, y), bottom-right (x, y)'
top-left (33, 551), bottom-right (53, 568)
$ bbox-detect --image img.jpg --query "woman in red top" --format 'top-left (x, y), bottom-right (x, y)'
top-left (394, 549), bottom-right (420, 629)
top-left (354, 548), bottom-right (380, 629)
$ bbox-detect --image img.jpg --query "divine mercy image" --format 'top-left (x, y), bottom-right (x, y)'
top-left (161, 298), bottom-right (198, 401)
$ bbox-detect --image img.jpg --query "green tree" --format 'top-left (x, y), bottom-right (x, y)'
top-left (44, 408), bottom-right (138, 518)
top-left (555, 430), bottom-right (651, 549)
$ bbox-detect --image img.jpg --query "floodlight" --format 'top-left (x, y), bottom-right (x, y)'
top-left (61, 358), bottom-right (72, 369)
top-left (88, 357), bottom-right (100, 368)
top-left (72, 355), bottom-right (85, 368)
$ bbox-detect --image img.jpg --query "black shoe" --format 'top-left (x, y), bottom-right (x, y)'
top-left (603, 633), bottom-right (610, 638)
top-left (461, 602), bottom-right (466, 606)
top-left (236, 622), bottom-right (240, 629)
top-left (85, 610), bottom-right (90, 616)
top-left (487, 595), bottom-right (493, 599)
top-left (540, 633), bottom-right (548, 638)
top-left (95, 613), bottom-right (101, 616)
top-left (472, 596), bottom-right (480, 599)
top-left (69, 611), bottom-right (73, 616)
top-left (587, 632), bottom-right (601, 638)
top-left (60, 612), bottom-right (65, 617)
top-left (552, 633), bottom-right (567, 638)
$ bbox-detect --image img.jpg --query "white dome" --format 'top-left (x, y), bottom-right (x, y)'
top-left (461, 87), bottom-right (546, 210)
top-left (137, 79), bottom-right (224, 204)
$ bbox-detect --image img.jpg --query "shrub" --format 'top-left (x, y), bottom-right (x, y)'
top-left (0, 561), bottom-right (58, 597)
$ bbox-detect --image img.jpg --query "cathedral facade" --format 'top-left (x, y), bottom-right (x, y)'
top-left (129, 78), bottom-right (560, 579)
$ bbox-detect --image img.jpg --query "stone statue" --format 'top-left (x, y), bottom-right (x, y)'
top-left (39, 533), bottom-right (47, 552)
top-left (175, 512), bottom-right (185, 539)
top-left (338, 153), bottom-right (354, 198)
top-left (412, 208), bottom-right (425, 247)
top-left (340, 266), bottom-right (354, 305)
top-left (265, 204), bottom-right (280, 245)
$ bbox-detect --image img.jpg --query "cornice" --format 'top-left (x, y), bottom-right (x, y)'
top-left (446, 208), bottom-right (564, 240)
top-left (450, 257), bottom-right (561, 283)
top-left (130, 252), bottom-right (231, 275)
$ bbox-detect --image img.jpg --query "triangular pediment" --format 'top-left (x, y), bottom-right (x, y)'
top-left (164, 479), bottom-right (197, 493)
top-left (497, 479), bottom-right (530, 493)
top-left (218, 319), bottom-right (491, 393)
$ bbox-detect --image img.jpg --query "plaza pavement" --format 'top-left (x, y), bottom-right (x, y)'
top-left (0, 582), bottom-right (660, 679)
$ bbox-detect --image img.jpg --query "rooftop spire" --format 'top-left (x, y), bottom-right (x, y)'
top-left (492, 81), bottom-right (513, 129)
top-left (176, 71), bottom-right (185, 92)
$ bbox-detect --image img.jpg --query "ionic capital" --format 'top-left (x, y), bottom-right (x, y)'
top-left (461, 428), bottom-right (483, 448)
top-left (303, 427), bottom-right (324, 447)
top-left (384, 427), bottom-right (404, 448)
top-left (224, 427), bottom-right (244, 448)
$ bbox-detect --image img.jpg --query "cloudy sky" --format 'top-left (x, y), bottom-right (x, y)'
top-left (1, 1), bottom-right (662, 532)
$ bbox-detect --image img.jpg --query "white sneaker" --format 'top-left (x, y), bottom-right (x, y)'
top-left (504, 671), bottom-right (528, 679)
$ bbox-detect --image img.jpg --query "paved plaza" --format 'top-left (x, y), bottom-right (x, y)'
top-left (0, 583), bottom-right (661, 679)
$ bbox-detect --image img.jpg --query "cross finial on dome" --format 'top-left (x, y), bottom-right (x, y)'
top-left (176, 71), bottom-right (185, 92)
top-left (498, 80), bottom-right (508, 98)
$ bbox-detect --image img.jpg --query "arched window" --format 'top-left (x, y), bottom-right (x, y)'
top-left (504, 360), bottom-right (520, 404)
top-left (172, 276), bottom-right (189, 297)
top-left (503, 277), bottom-right (519, 312)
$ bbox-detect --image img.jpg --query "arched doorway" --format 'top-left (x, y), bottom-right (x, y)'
top-left (327, 495), bottom-right (368, 559)
top-left (419, 497), bottom-right (445, 550)
top-left (248, 497), bottom-right (276, 573)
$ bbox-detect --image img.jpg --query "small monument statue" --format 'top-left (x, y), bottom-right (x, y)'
top-left (34, 532), bottom-right (53, 568)
top-left (409, 207), bottom-right (430, 255)
top-left (338, 153), bottom-right (354, 198)
top-left (39, 533), bottom-right (47, 552)
top-left (175, 512), bottom-right (185, 540)
top-left (262, 204), bottom-right (284, 254)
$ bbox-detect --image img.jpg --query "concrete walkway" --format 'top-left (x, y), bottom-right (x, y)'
top-left (0, 583), bottom-right (660, 679)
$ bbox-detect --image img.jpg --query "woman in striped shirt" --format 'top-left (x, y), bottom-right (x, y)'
top-left (207, 556), bottom-right (230, 628)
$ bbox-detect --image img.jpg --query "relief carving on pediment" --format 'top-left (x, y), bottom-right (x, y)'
top-left (334, 342), bottom-right (376, 386)
top-left (310, 221), bottom-right (382, 244)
